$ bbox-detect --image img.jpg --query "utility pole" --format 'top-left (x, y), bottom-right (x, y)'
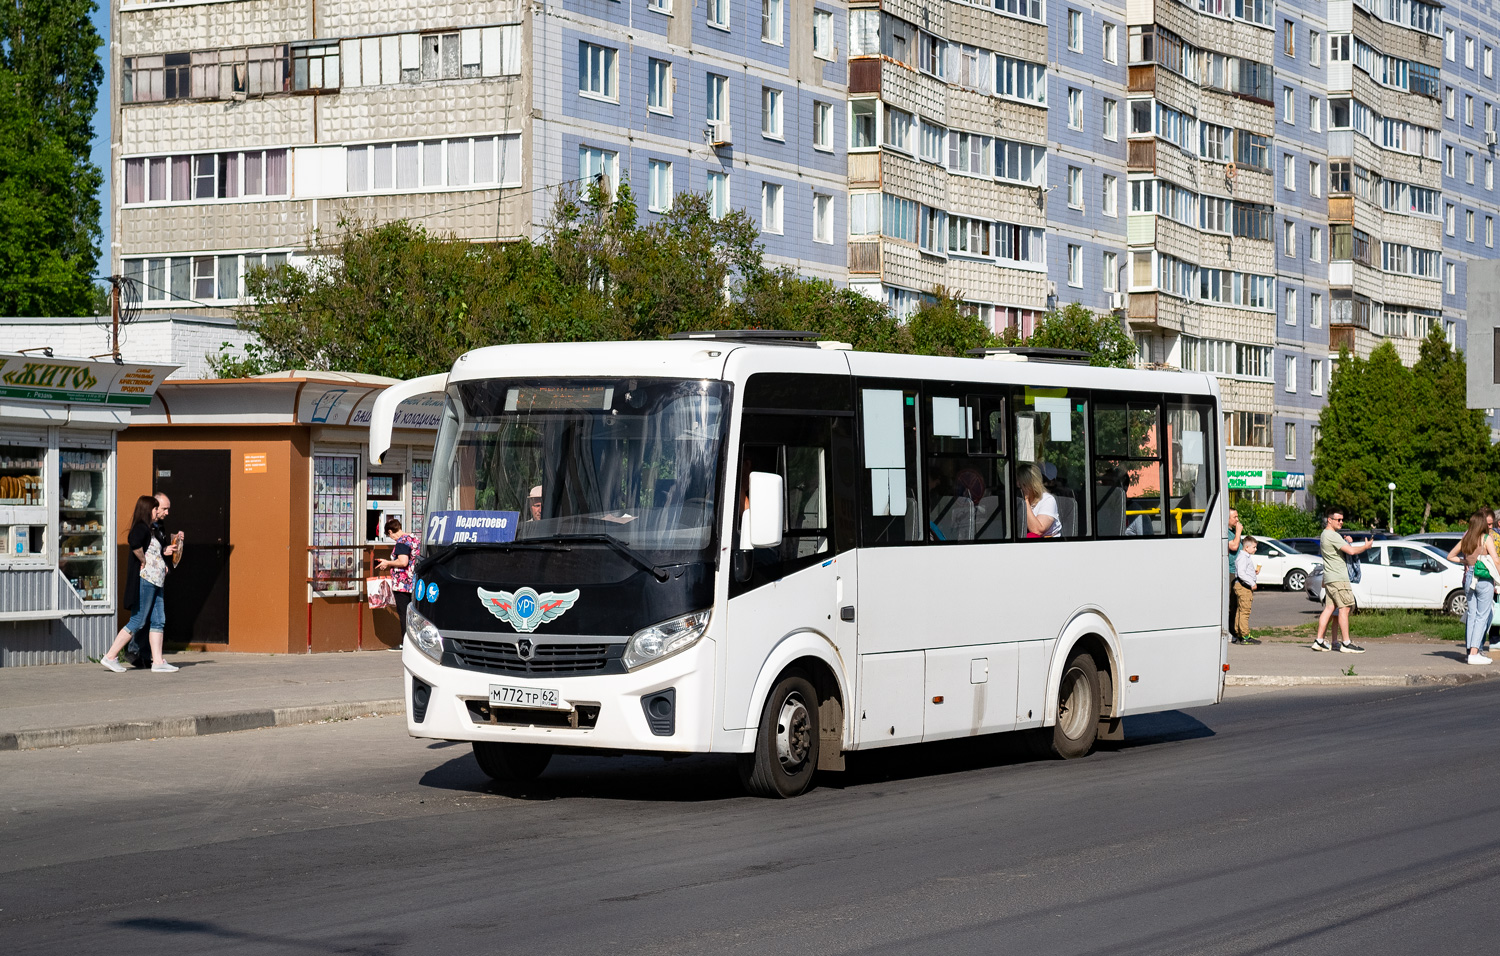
top-left (111, 277), bottom-right (121, 362)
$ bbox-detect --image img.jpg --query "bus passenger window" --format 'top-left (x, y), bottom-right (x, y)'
top-left (924, 391), bottom-right (1007, 543)
top-left (860, 386), bottom-right (923, 545)
top-left (1092, 400), bottom-right (1165, 537)
top-left (1165, 400), bottom-right (1217, 536)
top-left (1014, 388), bottom-right (1089, 539)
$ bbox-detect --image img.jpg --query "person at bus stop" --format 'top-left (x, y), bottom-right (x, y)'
top-left (375, 517), bottom-right (421, 630)
top-left (100, 494), bottom-right (181, 673)
top-left (1312, 509), bottom-right (1372, 654)
top-left (1226, 508), bottom-right (1244, 628)
top-left (1018, 463), bottom-right (1061, 538)
top-left (1446, 513), bottom-right (1497, 665)
top-left (1232, 536), bottom-right (1261, 645)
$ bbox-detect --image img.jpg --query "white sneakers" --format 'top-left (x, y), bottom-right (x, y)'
top-left (151, 662), bottom-right (179, 673)
top-left (1468, 653), bottom-right (1493, 665)
top-left (99, 657), bottom-right (126, 673)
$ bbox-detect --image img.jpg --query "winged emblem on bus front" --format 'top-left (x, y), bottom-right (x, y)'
top-left (476, 586), bottom-right (581, 633)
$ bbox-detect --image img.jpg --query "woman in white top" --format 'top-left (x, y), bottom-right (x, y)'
top-left (1019, 463), bottom-right (1061, 538)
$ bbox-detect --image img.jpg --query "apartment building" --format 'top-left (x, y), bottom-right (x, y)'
top-left (112, 1), bottom-right (1500, 507)
top-left (112, 0), bottom-right (850, 311)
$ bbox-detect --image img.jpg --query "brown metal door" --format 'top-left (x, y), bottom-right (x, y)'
top-left (153, 450), bottom-right (231, 644)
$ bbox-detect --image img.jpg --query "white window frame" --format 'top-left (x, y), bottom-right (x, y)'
top-left (1068, 10), bottom-right (1083, 53)
top-left (1284, 287), bottom-right (1298, 326)
top-left (1103, 251), bottom-right (1118, 291)
top-left (761, 181), bottom-right (783, 233)
top-left (761, 86), bottom-right (783, 139)
top-left (761, 0), bottom-right (783, 45)
top-left (1102, 173), bottom-right (1117, 217)
top-left (1283, 153), bottom-right (1295, 190)
top-left (813, 10), bottom-right (833, 60)
top-left (1103, 22), bottom-right (1117, 64)
top-left (1283, 88), bottom-right (1295, 124)
top-left (1067, 243), bottom-right (1083, 287)
top-left (1285, 422), bottom-right (1297, 460)
top-left (647, 58), bottom-right (672, 115)
top-left (1068, 88), bottom-right (1083, 130)
top-left (708, 170), bottom-right (729, 219)
top-left (1067, 165), bottom-right (1083, 209)
top-left (1311, 292), bottom-right (1322, 329)
top-left (1311, 358), bottom-right (1323, 396)
top-left (1103, 97), bottom-right (1117, 140)
top-left (578, 42), bottom-right (617, 101)
top-left (813, 101), bottom-right (833, 151)
top-left (648, 159), bottom-right (673, 213)
top-left (1310, 161), bottom-right (1321, 198)
top-left (707, 0), bottom-right (730, 30)
top-left (813, 192), bottom-right (833, 243)
top-left (1310, 226), bottom-right (1322, 262)
top-left (648, 0), bottom-right (671, 13)
top-left (1284, 355), bottom-right (1297, 393)
top-left (1309, 96), bottom-right (1321, 132)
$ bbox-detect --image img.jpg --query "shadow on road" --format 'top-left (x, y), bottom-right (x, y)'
top-left (116, 917), bottom-right (401, 954)
top-left (414, 711), bottom-right (1215, 801)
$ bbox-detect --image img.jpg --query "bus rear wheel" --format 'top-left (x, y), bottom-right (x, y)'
top-left (1037, 652), bottom-right (1102, 760)
top-left (472, 742), bottom-right (553, 781)
top-left (739, 671), bottom-right (820, 798)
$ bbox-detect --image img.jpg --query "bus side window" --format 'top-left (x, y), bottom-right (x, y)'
top-left (732, 416), bottom-right (841, 592)
top-left (1092, 398), bottom-right (1165, 538)
top-left (1013, 387), bottom-right (1090, 539)
top-left (924, 389), bottom-right (1008, 543)
top-left (859, 385), bottom-right (923, 545)
top-left (1165, 398), bottom-right (1217, 536)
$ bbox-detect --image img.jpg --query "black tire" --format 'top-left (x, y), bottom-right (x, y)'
top-left (1284, 568), bottom-right (1308, 592)
top-left (472, 742), bottom-right (553, 781)
top-left (738, 671), bottom-right (819, 798)
top-left (1036, 652), bottom-right (1101, 760)
top-left (1445, 590), bottom-right (1467, 617)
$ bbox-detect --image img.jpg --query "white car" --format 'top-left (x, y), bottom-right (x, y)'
top-left (1306, 541), bottom-right (1468, 615)
top-left (1248, 537), bottom-right (1320, 591)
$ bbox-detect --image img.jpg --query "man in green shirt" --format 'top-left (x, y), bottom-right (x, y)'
top-left (1313, 509), bottom-right (1374, 653)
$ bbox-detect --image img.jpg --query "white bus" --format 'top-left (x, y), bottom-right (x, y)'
top-left (370, 333), bottom-right (1227, 797)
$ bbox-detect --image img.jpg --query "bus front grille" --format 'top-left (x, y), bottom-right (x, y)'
top-left (446, 639), bottom-right (624, 675)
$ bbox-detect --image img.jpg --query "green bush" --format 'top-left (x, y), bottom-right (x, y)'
top-left (1236, 501), bottom-right (1321, 540)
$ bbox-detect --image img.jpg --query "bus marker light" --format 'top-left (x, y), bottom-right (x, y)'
top-left (1128, 675), bottom-right (1139, 683)
top-left (931, 696), bottom-right (944, 704)
top-left (1223, 664), bottom-right (1231, 672)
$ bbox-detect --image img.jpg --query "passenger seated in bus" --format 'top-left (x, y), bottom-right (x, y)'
top-left (1040, 461), bottom-right (1078, 536)
top-left (930, 466), bottom-right (988, 541)
top-left (1095, 466), bottom-right (1128, 537)
top-left (1019, 463), bottom-right (1062, 538)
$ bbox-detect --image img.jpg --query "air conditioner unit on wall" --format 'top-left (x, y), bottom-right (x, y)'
top-left (1487, 129), bottom-right (1497, 147)
top-left (1111, 291), bottom-right (1128, 310)
top-left (708, 121), bottom-right (733, 147)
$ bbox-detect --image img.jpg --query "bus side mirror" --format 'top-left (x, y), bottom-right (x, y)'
top-left (746, 472), bottom-right (784, 549)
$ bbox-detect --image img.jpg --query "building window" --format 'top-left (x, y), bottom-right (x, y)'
top-left (648, 159), bottom-right (672, 212)
top-left (1466, 36), bottom-right (1475, 69)
top-left (761, 0), bottom-right (782, 44)
top-left (1067, 244), bottom-right (1082, 287)
top-left (1068, 88), bottom-right (1082, 129)
top-left (578, 145), bottom-right (618, 197)
top-left (1285, 355), bottom-right (1297, 393)
top-left (761, 87), bottom-right (783, 139)
top-left (1489, 216), bottom-right (1494, 248)
top-left (647, 59), bottom-right (671, 114)
top-left (1309, 96), bottom-right (1321, 131)
top-left (1310, 30), bottom-right (1321, 66)
top-left (1488, 159), bottom-right (1494, 190)
top-left (1467, 95), bottom-right (1475, 127)
top-left (1309, 161), bottom-right (1321, 197)
top-left (292, 43), bottom-right (341, 91)
top-left (1445, 145), bottom-right (1454, 177)
top-left (1284, 19), bottom-right (1295, 57)
top-left (1103, 251), bottom-right (1118, 291)
top-left (849, 99), bottom-right (876, 148)
top-left (708, 170), bottom-right (729, 219)
top-left (1311, 358), bottom-right (1324, 395)
top-left (1068, 10), bottom-right (1082, 52)
top-left (1310, 226), bottom-right (1322, 262)
top-left (1102, 173), bottom-right (1117, 216)
top-left (1285, 422), bottom-right (1297, 459)
top-left (884, 105), bottom-right (913, 153)
top-left (813, 101), bottom-right (832, 151)
top-left (1283, 153), bottom-right (1295, 190)
top-left (1447, 87), bottom-right (1456, 119)
top-left (813, 192), bottom-right (832, 243)
top-left (1487, 45), bottom-right (1495, 78)
top-left (122, 148), bottom-right (289, 203)
top-left (1102, 98), bottom-right (1117, 140)
top-left (761, 181), bottom-right (783, 233)
top-left (1283, 87), bottom-right (1295, 124)
top-left (1283, 220), bottom-right (1295, 256)
top-left (1103, 22), bottom-right (1117, 63)
top-left (1467, 209), bottom-right (1475, 241)
top-left (1446, 28), bottom-right (1456, 61)
top-left (578, 42), bottom-right (617, 100)
top-left (1446, 261), bottom-right (1457, 294)
top-left (1067, 166), bottom-right (1083, 208)
top-left (1467, 153), bottom-right (1475, 184)
top-left (707, 0), bottom-right (729, 29)
top-left (649, 0), bottom-right (671, 12)
top-left (707, 73), bottom-right (727, 122)
top-left (813, 10), bottom-right (833, 59)
top-left (1285, 287), bottom-right (1298, 325)
top-left (1311, 293), bottom-right (1322, 328)
top-left (1447, 203), bottom-right (1456, 235)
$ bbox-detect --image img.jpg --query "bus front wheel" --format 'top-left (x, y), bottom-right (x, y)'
top-left (472, 742), bottom-right (553, 782)
top-left (739, 671), bottom-right (820, 798)
top-left (1037, 652), bottom-right (1102, 760)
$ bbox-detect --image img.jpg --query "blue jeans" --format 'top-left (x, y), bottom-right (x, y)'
top-left (1465, 573), bottom-right (1494, 652)
top-left (125, 580), bottom-right (166, 634)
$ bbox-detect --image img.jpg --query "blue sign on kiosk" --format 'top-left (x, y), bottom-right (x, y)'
top-left (425, 511), bottom-right (520, 545)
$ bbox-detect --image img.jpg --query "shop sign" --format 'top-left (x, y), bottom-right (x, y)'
top-left (244, 453), bottom-right (268, 473)
top-left (350, 393), bottom-right (444, 430)
top-left (296, 384), bottom-right (443, 430)
top-left (0, 353), bottom-right (175, 406)
top-left (1227, 469), bottom-right (1271, 490)
top-left (1272, 471), bottom-right (1306, 490)
top-left (426, 510), bottom-right (519, 544)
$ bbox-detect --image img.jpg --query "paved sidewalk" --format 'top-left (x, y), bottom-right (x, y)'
top-left (0, 651), bottom-right (403, 750)
top-left (1227, 634), bottom-right (1500, 687)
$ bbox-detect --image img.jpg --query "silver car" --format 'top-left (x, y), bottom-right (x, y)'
top-left (1306, 541), bottom-right (1468, 616)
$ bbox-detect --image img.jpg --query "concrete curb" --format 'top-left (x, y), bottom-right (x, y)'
top-left (0, 698), bottom-right (404, 752)
top-left (1228, 671), bottom-right (1500, 688)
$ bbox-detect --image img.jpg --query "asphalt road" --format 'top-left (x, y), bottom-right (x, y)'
top-left (1243, 585), bottom-right (1326, 628)
top-left (5, 683), bottom-right (1500, 955)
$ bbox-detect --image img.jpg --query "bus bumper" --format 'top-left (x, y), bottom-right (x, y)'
top-left (401, 638), bottom-right (717, 753)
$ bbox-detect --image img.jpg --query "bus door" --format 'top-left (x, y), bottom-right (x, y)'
top-left (722, 375), bottom-right (858, 733)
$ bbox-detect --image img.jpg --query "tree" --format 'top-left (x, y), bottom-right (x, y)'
top-left (0, 1), bottom-right (104, 315)
top-left (1027, 302), bottom-right (1137, 368)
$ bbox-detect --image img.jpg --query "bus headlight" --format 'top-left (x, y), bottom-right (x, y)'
top-left (623, 610), bottom-right (711, 671)
top-left (406, 607), bottom-right (444, 662)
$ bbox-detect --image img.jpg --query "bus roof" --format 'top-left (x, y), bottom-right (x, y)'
top-left (448, 340), bottom-right (1218, 397)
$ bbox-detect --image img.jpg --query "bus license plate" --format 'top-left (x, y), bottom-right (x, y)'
top-left (489, 684), bottom-right (561, 709)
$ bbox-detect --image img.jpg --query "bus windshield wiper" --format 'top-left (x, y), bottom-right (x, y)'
top-left (518, 533), bottom-right (670, 582)
top-left (420, 540), bottom-right (568, 573)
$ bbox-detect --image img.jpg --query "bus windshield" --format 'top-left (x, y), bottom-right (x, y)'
top-left (426, 377), bottom-right (729, 554)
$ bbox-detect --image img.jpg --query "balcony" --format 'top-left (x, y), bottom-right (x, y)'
top-left (1328, 196), bottom-right (1354, 223)
top-left (849, 241), bottom-right (881, 275)
top-left (1128, 138), bottom-right (1156, 171)
top-left (850, 58), bottom-right (880, 95)
top-left (1128, 65), bottom-right (1155, 94)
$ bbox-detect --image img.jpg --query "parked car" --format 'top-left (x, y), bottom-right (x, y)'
top-left (1280, 537), bottom-right (1322, 556)
top-left (1248, 537), bottom-right (1320, 591)
top-left (1306, 541), bottom-right (1467, 615)
top-left (1402, 532), bottom-right (1464, 555)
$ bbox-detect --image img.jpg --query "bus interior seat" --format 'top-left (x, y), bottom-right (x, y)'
top-left (1056, 495), bottom-right (1078, 538)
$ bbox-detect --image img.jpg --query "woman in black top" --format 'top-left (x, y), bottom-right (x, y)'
top-left (100, 495), bottom-right (179, 672)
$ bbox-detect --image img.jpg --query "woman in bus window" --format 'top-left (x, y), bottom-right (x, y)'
top-left (1019, 463), bottom-right (1061, 538)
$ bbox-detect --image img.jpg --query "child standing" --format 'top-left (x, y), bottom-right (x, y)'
top-left (1233, 536), bottom-right (1261, 645)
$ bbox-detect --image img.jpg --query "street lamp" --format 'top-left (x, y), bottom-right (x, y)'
top-left (1388, 482), bottom-right (1397, 533)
